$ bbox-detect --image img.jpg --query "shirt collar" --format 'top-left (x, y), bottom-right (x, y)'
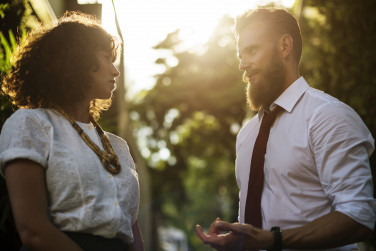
top-left (258, 76), bottom-right (310, 120)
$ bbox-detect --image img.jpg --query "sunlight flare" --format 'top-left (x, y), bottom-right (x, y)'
top-left (97, 0), bottom-right (295, 94)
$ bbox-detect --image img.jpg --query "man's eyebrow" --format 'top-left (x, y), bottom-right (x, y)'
top-left (238, 45), bottom-right (257, 59)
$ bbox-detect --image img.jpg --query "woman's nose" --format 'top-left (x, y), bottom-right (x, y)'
top-left (112, 64), bottom-right (120, 77)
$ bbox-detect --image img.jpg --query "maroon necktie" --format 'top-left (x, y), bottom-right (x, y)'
top-left (244, 106), bottom-right (282, 228)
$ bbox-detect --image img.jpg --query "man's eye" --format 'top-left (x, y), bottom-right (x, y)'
top-left (247, 49), bottom-right (255, 55)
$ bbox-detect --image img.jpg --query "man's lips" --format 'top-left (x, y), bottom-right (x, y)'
top-left (247, 73), bottom-right (258, 83)
top-left (246, 70), bottom-right (259, 79)
top-left (246, 69), bottom-right (260, 83)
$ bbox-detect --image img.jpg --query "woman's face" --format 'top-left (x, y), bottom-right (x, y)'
top-left (87, 50), bottom-right (120, 100)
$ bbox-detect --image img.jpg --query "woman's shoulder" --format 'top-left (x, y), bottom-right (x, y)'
top-left (6, 108), bottom-right (51, 120)
top-left (105, 132), bottom-right (129, 149)
top-left (2, 108), bottom-right (56, 132)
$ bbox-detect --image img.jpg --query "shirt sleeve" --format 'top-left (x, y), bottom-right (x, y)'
top-left (309, 102), bottom-right (376, 230)
top-left (0, 109), bottom-right (51, 176)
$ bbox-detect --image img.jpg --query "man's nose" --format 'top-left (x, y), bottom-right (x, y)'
top-left (239, 57), bottom-right (249, 71)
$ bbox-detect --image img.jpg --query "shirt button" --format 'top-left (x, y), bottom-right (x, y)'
top-left (113, 201), bottom-right (118, 206)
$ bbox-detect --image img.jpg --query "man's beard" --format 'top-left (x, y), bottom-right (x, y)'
top-left (245, 51), bottom-right (286, 111)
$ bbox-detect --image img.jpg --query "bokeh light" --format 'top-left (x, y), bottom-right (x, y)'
top-left (96, 0), bottom-right (296, 95)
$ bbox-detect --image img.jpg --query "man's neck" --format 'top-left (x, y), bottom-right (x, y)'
top-left (283, 67), bottom-right (300, 91)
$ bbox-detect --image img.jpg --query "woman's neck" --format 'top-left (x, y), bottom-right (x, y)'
top-left (62, 102), bottom-right (91, 123)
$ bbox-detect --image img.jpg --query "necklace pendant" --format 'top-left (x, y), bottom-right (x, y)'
top-left (55, 107), bottom-right (122, 175)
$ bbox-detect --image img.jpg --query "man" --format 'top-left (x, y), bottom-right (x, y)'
top-left (196, 8), bottom-right (375, 251)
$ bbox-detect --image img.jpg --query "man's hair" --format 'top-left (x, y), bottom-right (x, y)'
top-left (2, 11), bottom-right (121, 119)
top-left (235, 8), bottom-right (302, 64)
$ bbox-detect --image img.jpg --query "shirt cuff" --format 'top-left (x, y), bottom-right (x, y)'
top-left (1, 148), bottom-right (48, 176)
top-left (336, 201), bottom-right (376, 230)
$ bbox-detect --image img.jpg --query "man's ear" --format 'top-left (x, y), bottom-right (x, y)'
top-left (279, 34), bottom-right (293, 59)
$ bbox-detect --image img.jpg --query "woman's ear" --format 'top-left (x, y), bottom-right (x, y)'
top-left (279, 34), bottom-right (293, 59)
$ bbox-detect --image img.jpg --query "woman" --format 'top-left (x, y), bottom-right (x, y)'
top-left (0, 11), bottom-right (143, 251)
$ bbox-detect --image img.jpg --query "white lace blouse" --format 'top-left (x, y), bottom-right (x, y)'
top-left (0, 108), bottom-right (139, 244)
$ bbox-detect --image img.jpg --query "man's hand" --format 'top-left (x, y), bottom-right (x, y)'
top-left (195, 219), bottom-right (274, 251)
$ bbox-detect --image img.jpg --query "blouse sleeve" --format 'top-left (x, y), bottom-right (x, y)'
top-left (0, 109), bottom-right (51, 176)
top-left (309, 102), bottom-right (375, 230)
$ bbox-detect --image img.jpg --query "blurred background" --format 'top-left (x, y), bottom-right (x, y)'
top-left (0, 0), bottom-right (375, 250)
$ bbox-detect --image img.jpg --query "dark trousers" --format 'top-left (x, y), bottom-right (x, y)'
top-left (20, 231), bottom-right (129, 251)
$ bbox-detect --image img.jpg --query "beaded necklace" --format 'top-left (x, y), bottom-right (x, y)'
top-left (55, 107), bottom-right (121, 174)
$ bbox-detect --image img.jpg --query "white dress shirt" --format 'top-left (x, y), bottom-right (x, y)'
top-left (0, 108), bottom-right (139, 244)
top-left (236, 77), bottom-right (375, 250)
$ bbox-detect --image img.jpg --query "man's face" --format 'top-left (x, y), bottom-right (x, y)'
top-left (238, 22), bottom-right (286, 111)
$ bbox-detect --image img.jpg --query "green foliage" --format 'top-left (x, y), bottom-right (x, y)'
top-left (0, 30), bottom-right (17, 71)
top-left (0, 30), bottom-right (21, 131)
top-left (0, 4), bottom-right (9, 19)
top-left (0, 0), bottom-right (27, 130)
top-left (131, 16), bottom-right (246, 250)
top-left (300, 0), bottom-right (376, 137)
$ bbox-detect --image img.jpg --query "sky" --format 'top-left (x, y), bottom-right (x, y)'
top-left (79, 0), bottom-right (295, 97)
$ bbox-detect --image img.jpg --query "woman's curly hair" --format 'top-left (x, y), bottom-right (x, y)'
top-left (2, 11), bottom-right (121, 120)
